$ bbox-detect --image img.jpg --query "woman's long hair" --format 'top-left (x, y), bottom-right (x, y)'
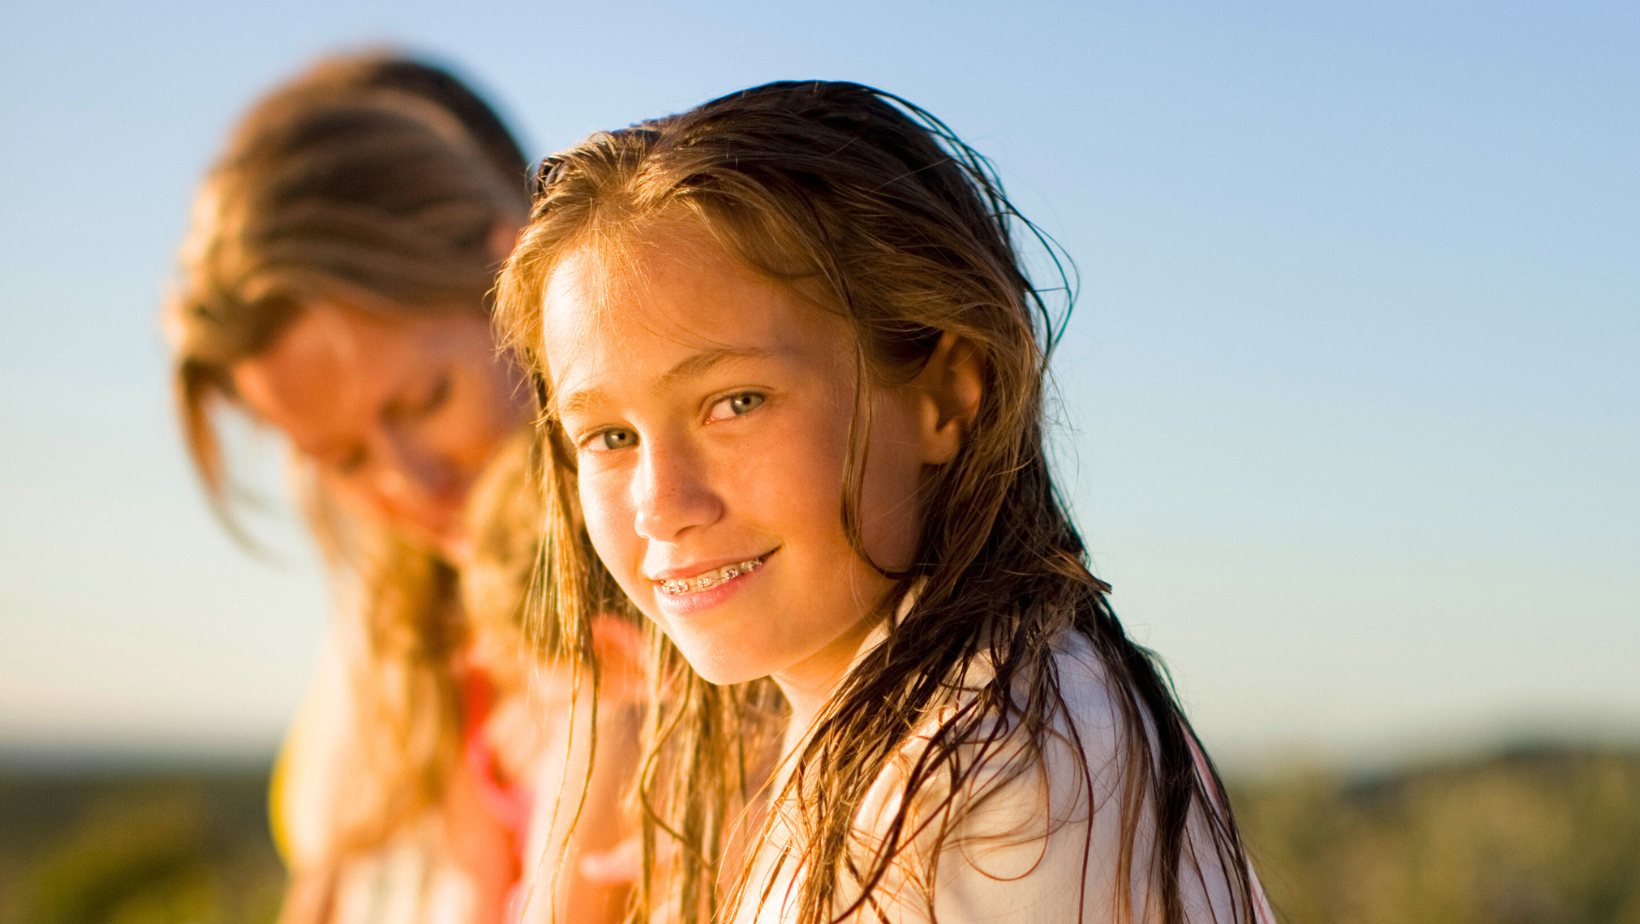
top-left (163, 51), bottom-right (530, 861)
top-left (496, 81), bottom-right (1257, 923)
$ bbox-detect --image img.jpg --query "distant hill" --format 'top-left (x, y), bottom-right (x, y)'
top-left (0, 766), bottom-right (282, 924)
top-left (1, 746), bottom-right (1636, 923)
top-left (1230, 745), bottom-right (1640, 924)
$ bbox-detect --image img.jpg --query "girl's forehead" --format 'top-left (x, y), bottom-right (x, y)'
top-left (538, 230), bottom-right (851, 398)
top-left (545, 227), bottom-right (796, 346)
top-left (548, 219), bottom-right (737, 302)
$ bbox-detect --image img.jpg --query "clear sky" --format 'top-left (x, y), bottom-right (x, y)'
top-left (1, 0), bottom-right (1634, 767)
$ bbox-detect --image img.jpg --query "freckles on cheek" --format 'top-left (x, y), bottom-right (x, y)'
top-left (580, 474), bottom-right (642, 589)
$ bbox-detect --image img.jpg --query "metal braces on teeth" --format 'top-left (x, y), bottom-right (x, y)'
top-left (658, 555), bottom-right (765, 595)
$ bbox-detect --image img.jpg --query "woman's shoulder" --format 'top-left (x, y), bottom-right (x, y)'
top-left (271, 629), bottom-right (359, 869)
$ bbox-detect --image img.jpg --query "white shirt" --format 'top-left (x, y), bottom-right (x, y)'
top-left (736, 630), bottom-right (1274, 924)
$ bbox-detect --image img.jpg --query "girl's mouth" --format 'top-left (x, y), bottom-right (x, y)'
top-left (656, 552), bottom-right (771, 596)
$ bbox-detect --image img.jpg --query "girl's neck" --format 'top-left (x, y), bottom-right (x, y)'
top-left (773, 613), bottom-right (888, 755)
top-left (772, 580), bottom-right (919, 755)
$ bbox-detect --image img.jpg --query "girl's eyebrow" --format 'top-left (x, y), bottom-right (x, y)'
top-left (651, 347), bottom-right (771, 393)
top-left (553, 347), bottom-right (774, 417)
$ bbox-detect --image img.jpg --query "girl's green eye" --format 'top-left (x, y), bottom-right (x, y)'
top-left (711, 392), bottom-right (765, 421)
top-left (597, 429), bottom-right (638, 451)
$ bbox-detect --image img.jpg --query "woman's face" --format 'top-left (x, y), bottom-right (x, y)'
top-left (540, 222), bottom-right (951, 708)
top-left (232, 301), bottom-right (528, 562)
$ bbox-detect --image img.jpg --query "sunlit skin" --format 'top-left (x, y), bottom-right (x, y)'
top-left (541, 221), bottom-right (975, 731)
top-left (232, 300), bottom-right (530, 563)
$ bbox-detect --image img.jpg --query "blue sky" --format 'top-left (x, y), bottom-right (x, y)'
top-left (1, 0), bottom-right (1634, 767)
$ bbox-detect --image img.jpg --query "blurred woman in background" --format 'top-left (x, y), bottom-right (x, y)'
top-left (164, 51), bottom-right (631, 924)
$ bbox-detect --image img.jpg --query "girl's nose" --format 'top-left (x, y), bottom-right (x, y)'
top-left (632, 436), bottom-right (722, 542)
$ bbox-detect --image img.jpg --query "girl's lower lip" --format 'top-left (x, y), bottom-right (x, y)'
top-left (652, 554), bottom-right (771, 617)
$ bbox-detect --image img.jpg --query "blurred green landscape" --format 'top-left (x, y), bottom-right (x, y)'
top-left (0, 763), bottom-right (283, 924)
top-left (1, 745), bottom-right (1637, 923)
top-left (1237, 745), bottom-right (1640, 924)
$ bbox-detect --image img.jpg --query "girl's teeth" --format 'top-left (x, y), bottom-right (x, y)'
top-left (658, 556), bottom-right (765, 595)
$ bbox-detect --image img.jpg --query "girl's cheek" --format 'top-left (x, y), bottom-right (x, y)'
top-left (580, 469), bottom-right (639, 573)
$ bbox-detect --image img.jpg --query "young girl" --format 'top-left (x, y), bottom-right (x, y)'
top-left (496, 81), bottom-right (1273, 923)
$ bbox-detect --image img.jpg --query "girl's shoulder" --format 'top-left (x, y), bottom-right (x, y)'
top-left (861, 628), bottom-right (1125, 825)
top-left (887, 628), bottom-right (1127, 780)
top-left (852, 628), bottom-right (1261, 924)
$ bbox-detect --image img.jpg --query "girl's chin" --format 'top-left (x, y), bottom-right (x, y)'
top-left (680, 658), bottom-right (762, 687)
top-left (657, 629), bottom-right (772, 686)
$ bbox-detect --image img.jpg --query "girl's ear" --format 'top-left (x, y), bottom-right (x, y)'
top-left (913, 331), bottom-right (984, 466)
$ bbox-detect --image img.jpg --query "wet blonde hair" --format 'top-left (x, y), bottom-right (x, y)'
top-left (497, 82), bottom-right (1258, 923)
top-left (163, 51), bottom-right (529, 859)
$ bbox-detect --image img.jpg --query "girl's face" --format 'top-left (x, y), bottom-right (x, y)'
top-left (541, 223), bottom-right (956, 703)
top-left (232, 302), bottom-right (529, 562)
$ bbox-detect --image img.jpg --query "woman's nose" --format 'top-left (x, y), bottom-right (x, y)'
top-left (371, 428), bottom-right (462, 508)
top-left (631, 435), bottom-right (722, 542)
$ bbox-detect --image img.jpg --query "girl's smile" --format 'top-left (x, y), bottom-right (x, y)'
top-left (649, 549), bottom-right (776, 618)
top-left (651, 549), bottom-right (773, 596)
top-left (538, 219), bottom-right (942, 711)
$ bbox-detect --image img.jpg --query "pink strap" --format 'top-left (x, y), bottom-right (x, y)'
top-left (460, 668), bottom-right (535, 839)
